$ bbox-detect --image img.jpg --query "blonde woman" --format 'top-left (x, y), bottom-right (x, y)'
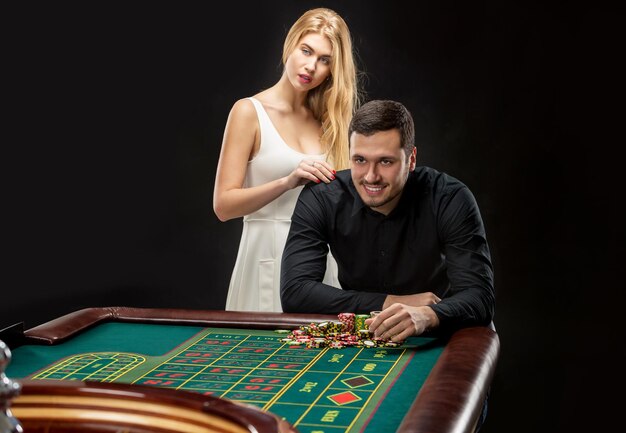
top-left (214, 8), bottom-right (360, 312)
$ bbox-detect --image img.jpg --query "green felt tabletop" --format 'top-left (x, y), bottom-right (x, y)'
top-left (7, 321), bottom-right (445, 433)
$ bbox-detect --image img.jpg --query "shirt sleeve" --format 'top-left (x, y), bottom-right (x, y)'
top-left (280, 186), bottom-right (387, 314)
top-left (431, 185), bottom-right (495, 331)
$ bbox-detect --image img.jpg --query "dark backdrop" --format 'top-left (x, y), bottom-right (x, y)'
top-left (6, 1), bottom-right (621, 432)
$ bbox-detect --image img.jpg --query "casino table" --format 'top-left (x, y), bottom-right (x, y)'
top-left (2, 307), bottom-right (499, 433)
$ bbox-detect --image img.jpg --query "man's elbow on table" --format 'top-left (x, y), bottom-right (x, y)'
top-left (280, 279), bottom-right (307, 313)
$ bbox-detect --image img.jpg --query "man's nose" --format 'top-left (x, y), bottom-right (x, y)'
top-left (364, 164), bottom-right (380, 183)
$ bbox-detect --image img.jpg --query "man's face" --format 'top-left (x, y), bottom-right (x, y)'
top-left (350, 129), bottom-right (416, 215)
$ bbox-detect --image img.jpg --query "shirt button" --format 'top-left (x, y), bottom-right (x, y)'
top-left (380, 250), bottom-right (386, 256)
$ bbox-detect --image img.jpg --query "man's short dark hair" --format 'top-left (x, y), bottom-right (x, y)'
top-left (349, 100), bottom-right (415, 156)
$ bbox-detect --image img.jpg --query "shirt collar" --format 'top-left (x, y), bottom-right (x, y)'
top-left (349, 177), bottom-right (367, 217)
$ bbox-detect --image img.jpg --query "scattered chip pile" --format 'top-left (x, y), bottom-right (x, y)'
top-left (276, 312), bottom-right (403, 349)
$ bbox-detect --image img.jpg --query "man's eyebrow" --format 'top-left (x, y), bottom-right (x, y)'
top-left (351, 153), bottom-right (397, 159)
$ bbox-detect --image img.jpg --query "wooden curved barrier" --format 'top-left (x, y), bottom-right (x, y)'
top-left (13, 380), bottom-right (296, 433)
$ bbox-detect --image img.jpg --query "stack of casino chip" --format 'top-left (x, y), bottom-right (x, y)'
top-left (276, 313), bottom-right (402, 349)
top-left (337, 312), bottom-right (355, 332)
top-left (354, 314), bottom-right (370, 332)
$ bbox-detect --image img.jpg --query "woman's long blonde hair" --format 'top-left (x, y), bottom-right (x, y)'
top-left (282, 8), bottom-right (360, 170)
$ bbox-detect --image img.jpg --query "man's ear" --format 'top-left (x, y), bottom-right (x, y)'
top-left (409, 146), bottom-right (417, 171)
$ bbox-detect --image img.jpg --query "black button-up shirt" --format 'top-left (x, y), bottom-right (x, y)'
top-left (280, 166), bottom-right (495, 331)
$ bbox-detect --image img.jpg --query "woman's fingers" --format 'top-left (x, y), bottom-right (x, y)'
top-left (303, 160), bottom-right (336, 183)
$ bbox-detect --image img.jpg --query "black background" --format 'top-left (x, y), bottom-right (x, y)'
top-left (5, 1), bottom-right (622, 432)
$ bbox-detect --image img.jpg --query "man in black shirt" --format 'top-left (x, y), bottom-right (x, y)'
top-left (280, 99), bottom-right (495, 341)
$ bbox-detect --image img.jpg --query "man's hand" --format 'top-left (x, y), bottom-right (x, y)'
top-left (382, 292), bottom-right (441, 309)
top-left (365, 304), bottom-right (440, 342)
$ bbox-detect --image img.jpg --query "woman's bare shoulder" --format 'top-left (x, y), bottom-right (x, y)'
top-left (227, 97), bottom-right (258, 123)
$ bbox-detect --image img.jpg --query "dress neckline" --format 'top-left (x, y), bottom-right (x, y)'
top-left (250, 97), bottom-right (325, 157)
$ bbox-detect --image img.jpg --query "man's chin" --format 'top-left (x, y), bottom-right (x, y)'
top-left (357, 189), bottom-right (388, 210)
top-left (364, 198), bottom-right (386, 210)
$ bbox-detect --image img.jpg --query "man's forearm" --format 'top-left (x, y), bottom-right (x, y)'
top-left (430, 286), bottom-right (494, 330)
top-left (281, 279), bottom-right (386, 314)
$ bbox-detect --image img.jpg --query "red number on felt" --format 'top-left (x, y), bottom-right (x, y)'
top-left (244, 385), bottom-right (275, 391)
top-left (266, 363), bottom-right (299, 369)
top-left (205, 340), bottom-right (231, 345)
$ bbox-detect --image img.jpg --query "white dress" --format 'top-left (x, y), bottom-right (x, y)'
top-left (225, 97), bottom-right (340, 312)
